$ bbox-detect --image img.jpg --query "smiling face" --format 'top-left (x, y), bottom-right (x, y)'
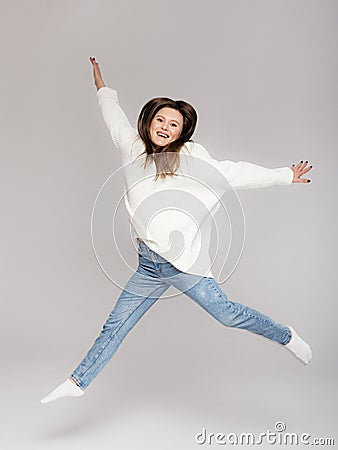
top-left (149, 107), bottom-right (184, 146)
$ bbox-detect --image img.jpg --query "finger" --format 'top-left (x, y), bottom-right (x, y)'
top-left (300, 160), bottom-right (311, 171)
top-left (297, 160), bottom-right (306, 170)
top-left (297, 177), bottom-right (311, 183)
top-left (300, 165), bottom-right (313, 174)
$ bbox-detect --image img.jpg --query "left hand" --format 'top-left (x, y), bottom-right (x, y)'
top-left (290, 160), bottom-right (313, 183)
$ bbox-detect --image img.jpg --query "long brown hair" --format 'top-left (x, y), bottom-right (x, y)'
top-left (134, 96), bottom-right (198, 181)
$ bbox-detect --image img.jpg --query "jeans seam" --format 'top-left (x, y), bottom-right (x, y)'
top-left (75, 285), bottom-right (167, 384)
top-left (205, 277), bottom-right (236, 313)
top-left (75, 334), bottom-right (121, 383)
top-left (205, 277), bottom-right (274, 327)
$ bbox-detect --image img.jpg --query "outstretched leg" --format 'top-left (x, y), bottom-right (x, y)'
top-left (168, 273), bottom-right (311, 364)
top-left (70, 268), bottom-right (169, 389)
top-left (41, 262), bottom-right (169, 403)
top-left (171, 274), bottom-right (291, 343)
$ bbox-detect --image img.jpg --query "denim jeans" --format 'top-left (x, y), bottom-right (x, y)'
top-left (70, 240), bottom-right (291, 389)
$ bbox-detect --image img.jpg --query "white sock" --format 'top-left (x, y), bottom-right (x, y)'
top-left (41, 378), bottom-right (84, 404)
top-left (285, 325), bottom-right (312, 365)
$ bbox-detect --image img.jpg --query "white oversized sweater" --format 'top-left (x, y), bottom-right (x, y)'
top-left (96, 86), bottom-right (294, 279)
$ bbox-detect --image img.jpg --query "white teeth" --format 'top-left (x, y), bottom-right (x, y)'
top-left (157, 132), bottom-right (169, 138)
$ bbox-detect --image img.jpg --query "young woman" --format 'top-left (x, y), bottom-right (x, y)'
top-left (41, 57), bottom-right (313, 404)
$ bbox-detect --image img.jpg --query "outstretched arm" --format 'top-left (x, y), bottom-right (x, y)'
top-left (194, 144), bottom-right (313, 190)
top-left (90, 57), bottom-right (138, 153)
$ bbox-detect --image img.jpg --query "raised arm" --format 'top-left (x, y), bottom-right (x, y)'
top-left (90, 57), bottom-right (138, 153)
top-left (193, 144), bottom-right (312, 190)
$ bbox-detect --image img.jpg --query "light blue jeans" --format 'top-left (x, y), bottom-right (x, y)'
top-left (71, 240), bottom-right (291, 389)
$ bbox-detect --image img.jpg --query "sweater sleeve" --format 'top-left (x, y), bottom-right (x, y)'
top-left (194, 144), bottom-right (294, 190)
top-left (96, 86), bottom-right (138, 153)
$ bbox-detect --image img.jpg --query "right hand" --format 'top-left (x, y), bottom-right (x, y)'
top-left (89, 56), bottom-right (106, 90)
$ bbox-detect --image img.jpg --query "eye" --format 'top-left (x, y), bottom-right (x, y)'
top-left (156, 118), bottom-right (163, 122)
top-left (171, 123), bottom-right (177, 127)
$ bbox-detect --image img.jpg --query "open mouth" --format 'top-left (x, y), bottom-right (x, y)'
top-left (157, 131), bottom-right (169, 139)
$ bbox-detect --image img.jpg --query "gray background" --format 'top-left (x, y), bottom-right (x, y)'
top-left (1, 0), bottom-right (337, 449)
